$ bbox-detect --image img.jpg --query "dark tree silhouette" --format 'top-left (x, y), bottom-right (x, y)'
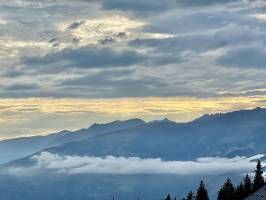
top-left (244, 174), bottom-right (253, 197)
top-left (243, 174), bottom-right (253, 198)
top-left (217, 178), bottom-right (235, 200)
top-left (165, 194), bottom-right (171, 200)
top-left (184, 191), bottom-right (195, 200)
top-left (196, 180), bottom-right (209, 200)
top-left (157, 161), bottom-right (265, 200)
top-left (253, 160), bottom-right (264, 192)
top-left (235, 182), bottom-right (245, 200)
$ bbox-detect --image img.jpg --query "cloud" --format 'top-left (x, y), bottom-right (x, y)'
top-left (4, 83), bottom-right (39, 91)
top-left (217, 46), bottom-right (266, 69)
top-left (0, 1), bottom-right (266, 106)
top-left (177, 0), bottom-right (241, 7)
top-left (84, 0), bottom-right (243, 14)
top-left (22, 46), bottom-right (145, 70)
top-left (58, 69), bottom-right (172, 98)
top-left (67, 21), bottom-right (85, 30)
top-left (15, 152), bottom-right (264, 175)
top-left (130, 23), bottom-right (266, 53)
top-left (98, 0), bottom-right (176, 13)
top-left (1, 0), bottom-right (266, 101)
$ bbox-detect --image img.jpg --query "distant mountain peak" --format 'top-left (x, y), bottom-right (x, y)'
top-left (254, 107), bottom-right (264, 111)
top-left (149, 118), bottom-right (176, 124)
top-left (192, 107), bottom-right (266, 124)
top-left (2, 107), bottom-right (266, 166)
top-left (88, 119), bottom-right (146, 133)
top-left (89, 118), bottom-right (145, 129)
top-left (161, 118), bottom-right (174, 123)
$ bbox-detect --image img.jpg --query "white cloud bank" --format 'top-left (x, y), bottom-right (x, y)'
top-left (17, 152), bottom-right (264, 175)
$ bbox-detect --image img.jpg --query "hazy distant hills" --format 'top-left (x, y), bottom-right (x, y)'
top-left (1, 108), bottom-right (266, 200)
top-left (31, 107), bottom-right (266, 160)
top-left (1, 107), bottom-right (266, 164)
top-left (0, 119), bottom-right (145, 164)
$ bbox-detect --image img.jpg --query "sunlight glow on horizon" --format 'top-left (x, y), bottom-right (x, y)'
top-left (0, 96), bottom-right (265, 140)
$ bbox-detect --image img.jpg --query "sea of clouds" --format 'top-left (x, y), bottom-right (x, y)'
top-left (6, 152), bottom-right (264, 176)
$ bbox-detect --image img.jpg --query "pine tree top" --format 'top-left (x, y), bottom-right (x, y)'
top-left (196, 180), bottom-right (209, 200)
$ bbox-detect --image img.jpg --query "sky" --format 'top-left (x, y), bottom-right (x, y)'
top-left (1, 0), bottom-right (266, 139)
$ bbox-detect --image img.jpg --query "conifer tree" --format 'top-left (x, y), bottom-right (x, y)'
top-left (243, 174), bottom-right (252, 197)
top-left (165, 194), bottom-right (171, 200)
top-left (196, 180), bottom-right (209, 200)
top-left (217, 178), bottom-right (235, 200)
top-left (183, 191), bottom-right (195, 200)
top-left (253, 160), bottom-right (264, 192)
top-left (235, 182), bottom-right (245, 200)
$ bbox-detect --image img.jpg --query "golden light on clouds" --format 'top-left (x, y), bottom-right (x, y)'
top-left (0, 96), bottom-right (265, 140)
top-left (59, 15), bottom-right (146, 45)
top-left (57, 14), bottom-right (173, 47)
top-left (0, 96), bottom-right (265, 120)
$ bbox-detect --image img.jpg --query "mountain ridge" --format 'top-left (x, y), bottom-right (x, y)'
top-left (0, 118), bottom-right (146, 164)
top-left (1, 107), bottom-right (266, 164)
top-left (1, 107), bottom-right (266, 200)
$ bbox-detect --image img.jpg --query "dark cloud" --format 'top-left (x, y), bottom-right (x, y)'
top-left (102, 0), bottom-right (172, 12)
top-left (22, 46), bottom-right (146, 71)
top-left (4, 83), bottom-right (39, 91)
top-left (57, 69), bottom-right (217, 98)
top-left (144, 5), bottom-right (266, 36)
top-left (130, 34), bottom-right (226, 55)
top-left (49, 38), bottom-right (58, 43)
top-left (67, 21), bottom-right (85, 30)
top-left (177, 0), bottom-right (240, 7)
top-left (1, 0), bottom-right (266, 100)
top-left (59, 69), bottom-right (168, 98)
top-left (130, 23), bottom-right (266, 56)
top-left (217, 46), bottom-right (266, 69)
top-left (117, 32), bottom-right (127, 37)
top-left (83, 0), bottom-right (243, 14)
top-left (83, 0), bottom-right (176, 13)
top-left (99, 37), bottom-right (115, 44)
top-left (2, 69), bottom-right (25, 78)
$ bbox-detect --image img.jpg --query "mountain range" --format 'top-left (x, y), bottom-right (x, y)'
top-left (2, 107), bottom-right (266, 164)
top-left (0, 107), bottom-right (266, 200)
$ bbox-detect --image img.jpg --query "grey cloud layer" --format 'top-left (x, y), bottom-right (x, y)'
top-left (1, 0), bottom-right (266, 98)
top-left (83, 0), bottom-right (243, 13)
top-left (22, 46), bottom-right (145, 70)
top-left (218, 46), bottom-right (266, 69)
